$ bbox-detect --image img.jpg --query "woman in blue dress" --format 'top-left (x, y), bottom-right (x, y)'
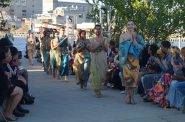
top-left (168, 47), bottom-right (185, 112)
top-left (58, 27), bottom-right (69, 81)
top-left (119, 20), bottom-right (144, 104)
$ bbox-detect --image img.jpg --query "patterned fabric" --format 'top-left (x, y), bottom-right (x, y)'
top-left (146, 56), bottom-right (161, 73)
top-left (141, 74), bottom-right (162, 94)
top-left (58, 36), bottom-right (68, 54)
top-left (40, 36), bottom-right (50, 65)
top-left (119, 34), bottom-right (144, 87)
top-left (122, 54), bottom-right (139, 87)
top-left (119, 34), bottom-right (144, 67)
top-left (148, 73), bottom-right (172, 107)
top-left (73, 39), bottom-right (91, 84)
top-left (40, 36), bottom-right (50, 53)
top-left (58, 36), bottom-right (69, 76)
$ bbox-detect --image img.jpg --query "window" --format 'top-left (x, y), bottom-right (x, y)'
top-left (22, 10), bottom-right (27, 12)
top-left (10, 9), bottom-right (14, 15)
top-left (10, 9), bottom-right (14, 12)
top-left (22, 0), bottom-right (26, 6)
top-left (78, 14), bottom-right (83, 18)
top-left (15, 0), bottom-right (21, 6)
top-left (22, 13), bottom-right (26, 16)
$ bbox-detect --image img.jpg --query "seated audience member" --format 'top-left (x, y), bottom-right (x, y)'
top-left (11, 47), bottom-right (35, 103)
top-left (139, 44), bottom-right (150, 68)
top-left (106, 48), bottom-right (124, 91)
top-left (146, 41), bottom-right (174, 107)
top-left (139, 44), bottom-right (161, 96)
top-left (168, 47), bottom-right (185, 112)
top-left (137, 45), bottom-right (150, 96)
top-left (10, 47), bottom-right (35, 114)
top-left (0, 45), bottom-right (23, 121)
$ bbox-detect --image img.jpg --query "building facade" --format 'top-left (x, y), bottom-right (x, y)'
top-left (8, 0), bottom-right (91, 24)
top-left (9, 0), bottom-right (42, 19)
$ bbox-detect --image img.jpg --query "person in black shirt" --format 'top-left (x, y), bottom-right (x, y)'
top-left (0, 44), bottom-right (23, 121)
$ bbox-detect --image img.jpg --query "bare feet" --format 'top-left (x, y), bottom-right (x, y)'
top-left (95, 90), bottom-right (102, 98)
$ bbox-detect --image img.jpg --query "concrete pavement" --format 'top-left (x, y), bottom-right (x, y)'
top-left (17, 58), bottom-right (185, 122)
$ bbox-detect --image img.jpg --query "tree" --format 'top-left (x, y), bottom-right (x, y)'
top-left (85, 0), bottom-right (100, 23)
top-left (85, 0), bottom-right (185, 42)
top-left (0, 0), bottom-right (10, 29)
top-left (0, 0), bottom-right (10, 7)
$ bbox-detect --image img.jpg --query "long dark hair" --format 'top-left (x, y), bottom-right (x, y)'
top-left (0, 47), bottom-right (10, 65)
top-left (139, 44), bottom-right (150, 67)
top-left (78, 30), bottom-right (86, 39)
top-left (150, 44), bottom-right (159, 56)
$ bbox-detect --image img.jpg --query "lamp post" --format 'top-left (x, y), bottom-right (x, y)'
top-left (179, 29), bottom-right (181, 49)
top-left (107, 4), bottom-right (111, 40)
top-left (99, 7), bottom-right (102, 25)
top-left (74, 14), bottom-right (78, 26)
top-left (179, 9), bottom-right (182, 49)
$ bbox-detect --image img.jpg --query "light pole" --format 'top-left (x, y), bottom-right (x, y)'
top-left (179, 9), bottom-right (182, 49)
top-left (107, 5), bottom-right (111, 40)
top-left (99, 1), bottom-right (103, 25)
top-left (179, 29), bottom-right (181, 49)
top-left (74, 14), bottom-right (78, 26)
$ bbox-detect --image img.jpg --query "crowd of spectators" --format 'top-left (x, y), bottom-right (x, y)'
top-left (0, 38), bottom-right (35, 121)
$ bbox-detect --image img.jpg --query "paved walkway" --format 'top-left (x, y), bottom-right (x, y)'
top-left (17, 58), bottom-right (185, 122)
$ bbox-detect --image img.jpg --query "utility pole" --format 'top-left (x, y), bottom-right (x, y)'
top-left (99, 7), bottom-right (102, 25)
top-left (107, 5), bottom-right (111, 40)
top-left (99, 1), bottom-right (103, 26)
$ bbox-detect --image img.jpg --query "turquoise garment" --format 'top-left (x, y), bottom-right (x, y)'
top-left (57, 36), bottom-right (69, 76)
top-left (58, 36), bottom-right (68, 53)
top-left (76, 40), bottom-right (91, 84)
top-left (119, 34), bottom-right (145, 67)
top-left (119, 40), bottom-right (131, 67)
top-left (76, 40), bottom-right (91, 58)
top-left (60, 54), bottom-right (69, 76)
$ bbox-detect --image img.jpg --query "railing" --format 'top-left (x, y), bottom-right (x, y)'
top-left (169, 37), bottom-right (185, 49)
top-left (0, 33), bottom-right (41, 38)
top-left (169, 37), bottom-right (185, 42)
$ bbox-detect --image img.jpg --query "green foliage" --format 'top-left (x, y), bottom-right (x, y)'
top-left (86, 0), bottom-right (185, 42)
top-left (0, 0), bottom-right (10, 7)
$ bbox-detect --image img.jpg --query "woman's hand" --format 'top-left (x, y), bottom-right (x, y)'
top-left (5, 72), bottom-right (12, 79)
top-left (120, 32), bottom-right (131, 42)
top-left (162, 59), bottom-right (168, 69)
top-left (154, 57), bottom-right (161, 65)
